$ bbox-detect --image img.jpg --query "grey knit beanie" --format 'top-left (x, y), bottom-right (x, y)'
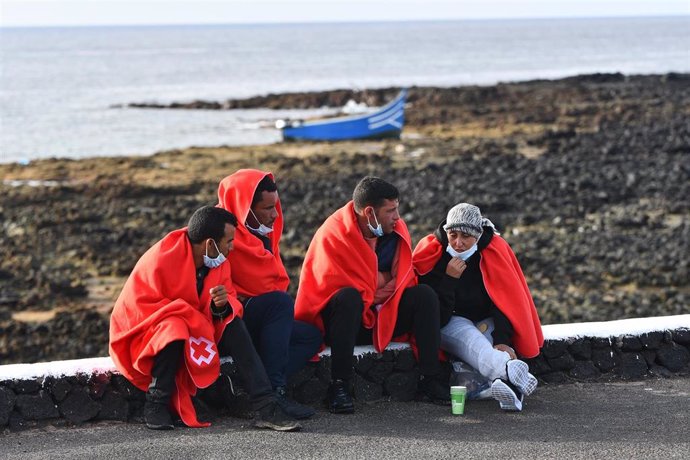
top-left (443, 203), bottom-right (497, 238)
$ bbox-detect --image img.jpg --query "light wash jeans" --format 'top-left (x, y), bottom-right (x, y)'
top-left (440, 316), bottom-right (511, 381)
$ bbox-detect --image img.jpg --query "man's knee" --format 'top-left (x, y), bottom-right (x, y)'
top-left (406, 284), bottom-right (440, 310)
top-left (331, 287), bottom-right (364, 316)
top-left (255, 290), bottom-right (295, 318)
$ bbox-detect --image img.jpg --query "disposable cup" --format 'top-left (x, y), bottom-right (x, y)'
top-left (450, 385), bottom-right (466, 415)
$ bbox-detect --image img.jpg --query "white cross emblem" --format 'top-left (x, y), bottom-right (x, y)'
top-left (189, 336), bottom-right (217, 366)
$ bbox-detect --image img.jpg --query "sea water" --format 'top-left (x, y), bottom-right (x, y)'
top-left (1, 17), bottom-right (688, 163)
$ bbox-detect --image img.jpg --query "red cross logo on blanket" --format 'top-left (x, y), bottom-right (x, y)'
top-left (189, 336), bottom-right (216, 366)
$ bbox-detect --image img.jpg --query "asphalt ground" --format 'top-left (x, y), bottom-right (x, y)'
top-left (2, 378), bottom-right (689, 460)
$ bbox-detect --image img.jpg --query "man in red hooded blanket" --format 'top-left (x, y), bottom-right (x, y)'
top-left (295, 176), bottom-right (449, 414)
top-left (216, 169), bottom-right (321, 420)
top-left (109, 206), bottom-right (300, 431)
top-left (412, 203), bottom-right (544, 412)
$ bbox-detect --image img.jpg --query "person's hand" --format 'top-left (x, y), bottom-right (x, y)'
top-left (445, 257), bottom-right (467, 278)
top-left (494, 344), bottom-right (517, 360)
top-left (209, 285), bottom-right (228, 309)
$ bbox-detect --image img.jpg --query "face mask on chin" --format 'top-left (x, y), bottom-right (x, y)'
top-left (366, 210), bottom-right (384, 238)
top-left (203, 239), bottom-right (226, 268)
top-left (247, 208), bottom-right (274, 236)
top-left (446, 242), bottom-right (478, 261)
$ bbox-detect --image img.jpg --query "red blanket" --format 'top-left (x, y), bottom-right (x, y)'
top-left (413, 234), bottom-right (543, 358)
top-left (217, 169), bottom-right (290, 297)
top-left (294, 201), bottom-right (416, 352)
top-left (109, 229), bottom-right (243, 427)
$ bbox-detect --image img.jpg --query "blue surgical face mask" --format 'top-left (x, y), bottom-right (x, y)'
top-left (446, 243), bottom-right (478, 261)
top-left (203, 239), bottom-right (226, 268)
top-left (247, 208), bottom-right (274, 237)
top-left (366, 211), bottom-right (384, 238)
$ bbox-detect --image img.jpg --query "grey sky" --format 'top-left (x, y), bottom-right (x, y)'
top-left (1, 0), bottom-right (689, 27)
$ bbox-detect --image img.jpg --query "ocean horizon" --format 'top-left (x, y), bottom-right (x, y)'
top-left (1, 16), bottom-right (689, 163)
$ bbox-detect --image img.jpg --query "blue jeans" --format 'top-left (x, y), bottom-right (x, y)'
top-left (242, 291), bottom-right (322, 388)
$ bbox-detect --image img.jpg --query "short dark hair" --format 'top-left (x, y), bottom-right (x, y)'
top-left (252, 175), bottom-right (278, 207)
top-left (353, 176), bottom-right (399, 211)
top-left (187, 206), bottom-right (238, 244)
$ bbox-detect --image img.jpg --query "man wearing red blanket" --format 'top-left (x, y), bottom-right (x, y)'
top-left (217, 169), bottom-right (321, 420)
top-left (109, 206), bottom-right (300, 431)
top-left (295, 177), bottom-right (449, 413)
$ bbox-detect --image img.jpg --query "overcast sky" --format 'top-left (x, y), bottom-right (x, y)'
top-left (2, 0), bottom-right (689, 27)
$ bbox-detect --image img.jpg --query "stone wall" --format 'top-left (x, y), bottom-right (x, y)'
top-left (1, 328), bottom-right (689, 431)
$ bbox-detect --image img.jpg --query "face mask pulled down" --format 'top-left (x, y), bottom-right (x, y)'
top-left (367, 211), bottom-right (384, 238)
top-left (203, 239), bottom-right (226, 268)
top-left (446, 243), bottom-right (478, 261)
top-left (247, 208), bottom-right (274, 237)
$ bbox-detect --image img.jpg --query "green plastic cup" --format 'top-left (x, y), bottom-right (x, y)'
top-left (450, 385), bottom-right (466, 415)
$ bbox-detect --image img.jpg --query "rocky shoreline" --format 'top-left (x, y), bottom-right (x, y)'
top-left (1, 73), bottom-right (688, 365)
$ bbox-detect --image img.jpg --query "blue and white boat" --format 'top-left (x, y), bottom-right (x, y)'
top-left (277, 89), bottom-right (407, 141)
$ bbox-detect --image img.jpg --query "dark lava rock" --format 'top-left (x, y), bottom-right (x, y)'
top-left (354, 356), bottom-right (375, 375)
top-left (393, 350), bottom-right (417, 371)
top-left (384, 371), bottom-right (418, 402)
top-left (59, 388), bottom-right (101, 424)
top-left (87, 372), bottom-right (111, 400)
top-left (568, 361), bottom-right (601, 380)
top-left (293, 377), bottom-right (327, 406)
top-left (672, 329), bottom-right (690, 346)
top-left (15, 391), bottom-right (59, 420)
top-left (618, 336), bottom-right (643, 352)
top-left (525, 354), bottom-right (551, 376)
top-left (354, 374), bottom-right (383, 402)
top-left (0, 386), bottom-right (17, 426)
top-left (592, 348), bottom-right (619, 372)
top-left (649, 365), bottom-right (674, 378)
top-left (546, 352), bottom-right (575, 371)
top-left (98, 391), bottom-right (129, 421)
top-left (365, 360), bottom-right (395, 384)
top-left (540, 372), bottom-right (569, 384)
top-left (616, 353), bottom-right (649, 379)
top-left (656, 344), bottom-right (690, 372)
top-left (568, 339), bottom-right (592, 360)
top-left (640, 331), bottom-right (664, 350)
top-left (111, 374), bottom-right (144, 401)
top-left (591, 338), bottom-right (613, 349)
top-left (46, 377), bottom-right (72, 402)
top-left (8, 411), bottom-right (26, 431)
top-left (11, 379), bottom-right (41, 394)
top-left (542, 340), bottom-right (568, 359)
top-left (287, 363), bottom-right (316, 389)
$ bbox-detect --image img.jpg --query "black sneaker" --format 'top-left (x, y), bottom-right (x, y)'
top-left (275, 386), bottom-right (316, 420)
top-left (327, 379), bottom-right (355, 414)
top-left (254, 402), bottom-right (302, 432)
top-left (418, 374), bottom-right (451, 405)
top-left (144, 401), bottom-right (174, 430)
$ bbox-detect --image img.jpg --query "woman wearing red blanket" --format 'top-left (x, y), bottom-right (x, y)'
top-left (413, 203), bottom-right (544, 412)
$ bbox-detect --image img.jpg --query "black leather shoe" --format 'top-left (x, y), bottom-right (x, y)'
top-left (275, 386), bottom-right (316, 420)
top-left (418, 374), bottom-right (451, 406)
top-left (144, 400), bottom-right (174, 430)
top-left (327, 379), bottom-right (355, 414)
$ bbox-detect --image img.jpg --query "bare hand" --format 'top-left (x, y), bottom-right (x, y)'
top-left (445, 257), bottom-right (467, 278)
top-left (209, 285), bottom-right (228, 308)
top-left (494, 344), bottom-right (517, 360)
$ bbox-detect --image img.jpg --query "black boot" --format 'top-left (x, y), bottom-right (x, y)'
top-left (327, 379), bottom-right (355, 414)
top-left (145, 387), bottom-right (174, 430)
top-left (275, 386), bottom-right (316, 420)
top-left (418, 374), bottom-right (451, 406)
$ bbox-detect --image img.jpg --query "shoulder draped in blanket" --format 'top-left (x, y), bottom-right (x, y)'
top-left (109, 229), bottom-right (244, 427)
top-left (294, 201), bottom-right (416, 352)
top-left (217, 169), bottom-right (289, 297)
top-left (412, 233), bottom-right (543, 358)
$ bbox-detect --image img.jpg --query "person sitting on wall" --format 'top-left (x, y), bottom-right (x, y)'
top-left (217, 169), bottom-right (321, 420)
top-left (109, 206), bottom-right (300, 431)
top-left (295, 176), bottom-right (449, 414)
top-left (413, 202), bottom-right (544, 411)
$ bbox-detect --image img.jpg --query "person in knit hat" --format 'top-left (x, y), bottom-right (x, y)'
top-left (412, 203), bottom-right (544, 412)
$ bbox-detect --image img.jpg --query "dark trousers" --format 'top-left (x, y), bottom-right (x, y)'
top-left (321, 285), bottom-right (441, 381)
top-left (150, 317), bottom-right (274, 411)
top-left (242, 291), bottom-right (322, 388)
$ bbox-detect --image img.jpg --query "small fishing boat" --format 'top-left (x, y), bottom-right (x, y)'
top-left (276, 89), bottom-right (407, 141)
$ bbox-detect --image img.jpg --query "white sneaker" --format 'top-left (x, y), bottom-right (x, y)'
top-left (491, 379), bottom-right (523, 412)
top-left (506, 359), bottom-right (538, 396)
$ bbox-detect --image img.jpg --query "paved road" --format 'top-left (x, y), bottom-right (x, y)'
top-left (2, 378), bottom-right (689, 459)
